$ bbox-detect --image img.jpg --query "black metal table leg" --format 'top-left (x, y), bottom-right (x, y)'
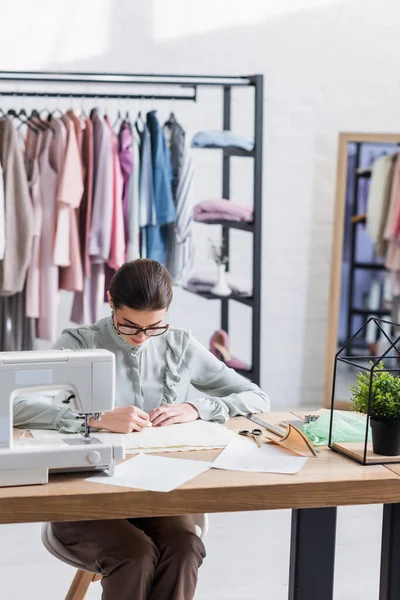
top-left (289, 507), bottom-right (337, 600)
top-left (380, 503), bottom-right (400, 599)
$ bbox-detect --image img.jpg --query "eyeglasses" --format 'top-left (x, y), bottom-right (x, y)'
top-left (115, 322), bottom-right (170, 337)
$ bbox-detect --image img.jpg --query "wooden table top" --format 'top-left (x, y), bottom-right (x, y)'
top-left (2, 411), bottom-right (400, 524)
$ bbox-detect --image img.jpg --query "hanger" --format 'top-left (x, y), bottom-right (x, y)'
top-left (29, 108), bottom-right (56, 137)
top-left (113, 108), bottom-right (122, 129)
top-left (47, 95), bottom-right (63, 121)
top-left (8, 108), bottom-right (40, 135)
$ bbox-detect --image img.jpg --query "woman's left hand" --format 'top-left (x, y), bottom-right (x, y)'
top-left (149, 403), bottom-right (200, 427)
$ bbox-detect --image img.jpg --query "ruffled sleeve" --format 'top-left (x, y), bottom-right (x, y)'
top-left (162, 328), bottom-right (191, 404)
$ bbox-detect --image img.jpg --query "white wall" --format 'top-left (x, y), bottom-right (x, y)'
top-left (2, 0), bottom-right (400, 408)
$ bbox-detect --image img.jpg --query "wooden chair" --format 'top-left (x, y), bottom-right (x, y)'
top-left (41, 515), bottom-right (208, 600)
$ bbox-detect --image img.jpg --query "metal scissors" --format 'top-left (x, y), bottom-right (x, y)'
top-left (239, 428), bottom-right (262, 448)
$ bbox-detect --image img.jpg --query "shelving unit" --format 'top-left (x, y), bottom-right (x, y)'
top-left (0, 71), bottom-right (264, 385)
top-left (187, 76), bottom-right (263, 385)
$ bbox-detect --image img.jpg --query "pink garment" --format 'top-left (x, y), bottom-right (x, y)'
top-left (106, 117), bottom-right (125, 271)
top-left (194, 199), bottom-right (253, 223)
top-left (25, 130), bottom-right (43, 319)
top-left (37, 129), bottom-right (59, 341)
top-left (54, 115), bottom-right (84, 272)
top-left (70, 118), bottom-right (94, 325)
top-left (81, 118), bottom-right (94, 277)
top-left (59, 115), bottom-right (84, 292)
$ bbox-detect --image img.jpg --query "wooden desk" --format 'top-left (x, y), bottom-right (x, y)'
top-left (4, 411), bottom-right (400, 600)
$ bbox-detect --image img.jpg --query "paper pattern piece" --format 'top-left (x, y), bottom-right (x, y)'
top-left (213, 438), bottom-right (308, 474)
top-left (87, 453), bottom-right (212, 492)
top-left (30, 420), bottom-right (237, 454)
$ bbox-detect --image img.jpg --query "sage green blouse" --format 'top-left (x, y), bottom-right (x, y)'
top-left (13, 317), bottom-right (270, 433)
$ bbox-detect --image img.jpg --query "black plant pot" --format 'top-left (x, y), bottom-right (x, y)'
top-left (370, 418), bottom-right (400, 456)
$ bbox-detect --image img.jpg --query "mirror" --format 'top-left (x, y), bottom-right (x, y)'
top-left (324, 133), bottom-right (400, 408)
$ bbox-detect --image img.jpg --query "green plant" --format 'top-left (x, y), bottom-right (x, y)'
top-left (350, 362), bottom-right (400, 423)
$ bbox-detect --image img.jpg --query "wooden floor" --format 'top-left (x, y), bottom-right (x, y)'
top-left (0, 504), bottom-right (383, 599)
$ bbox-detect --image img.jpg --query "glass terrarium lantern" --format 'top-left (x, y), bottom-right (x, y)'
top-left (329, 317), bottom-right (400, 465)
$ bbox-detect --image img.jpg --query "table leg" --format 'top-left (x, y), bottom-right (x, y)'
top-left (288, 507), bottom-right (337, 600)
top-left (380, 503), bottom-right (400, 600)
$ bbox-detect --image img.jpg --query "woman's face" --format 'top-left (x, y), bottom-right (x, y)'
top-left (109, 297), bottom-right (168, 347)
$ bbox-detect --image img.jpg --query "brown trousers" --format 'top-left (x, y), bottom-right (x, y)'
top-left (52, 515), bottom-right (205, 600)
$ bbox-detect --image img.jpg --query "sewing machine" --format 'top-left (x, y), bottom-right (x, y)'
top-left (0, 349), bottom-right (125, 487)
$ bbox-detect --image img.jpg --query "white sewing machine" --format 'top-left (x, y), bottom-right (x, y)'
top-left (0, 349), bottom-right (125, 487)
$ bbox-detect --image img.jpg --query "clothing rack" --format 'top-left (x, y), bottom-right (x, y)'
top-left (0, 71), bottom-right (263, 385)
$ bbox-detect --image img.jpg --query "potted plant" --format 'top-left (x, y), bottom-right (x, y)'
top-left (350, 361), bottom-right (400, 456)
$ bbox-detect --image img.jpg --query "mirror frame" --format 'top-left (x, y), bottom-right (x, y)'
top-left (323, 132), bottom-right (400, 408)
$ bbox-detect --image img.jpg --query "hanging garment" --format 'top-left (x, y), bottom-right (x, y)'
top-left (384, 155), bottom-right (400, 272)
top-left (0, 160), bottom-right (5, 261)
top-left (146, 110), bottom-right (176, 264)
top-left (89, 109), bottom-right (113, 263)
top-left (0, 286), bottom-right (34, 351)
top-left (164, 114), bottom-right (194, 284)
top-left (366, 154), bottom-right (394, 255)
top-left (25, 130), bottom-right (43, 318)
top-left (88, 110), bottom-right (113, 323)
top-left (106, 116), bottom-right (125, 271)
top-left (103, 116), bottom-right (125, 300)
top-left (58, 114), bottom-right (84, 292)
top-left (37, 129), bottom-right (59, 341)
top-left (70, 117), bottom-right (95, 325)
top-left (118, 121), bottom-right (134, 245)
top-left (126, 123), bottom-right (141, 261)
top-left (136, 116), bottom-right (156, 258)
top-left (0, 117), bottom-right (34, 296)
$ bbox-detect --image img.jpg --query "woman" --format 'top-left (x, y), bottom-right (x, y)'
top-left (15, 259), bottom-right (270, 600)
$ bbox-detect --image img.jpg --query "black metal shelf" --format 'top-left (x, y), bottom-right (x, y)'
top-left (354, 262), bottom-right (386, 270)
top-left (356, 170), bottom-right (372, 179)
top-left (235, 368), bottom-right (253, 378)
top-left (223, 147), bottom-right (255, 158)
top-left (184, 288), bottom-right (254, 307)
top-left (351, 308), bottom-right (391, 317)
top-left (194, 219), bottom-right (254, 232)
top-left (192, 146), bottom-right (255, 158)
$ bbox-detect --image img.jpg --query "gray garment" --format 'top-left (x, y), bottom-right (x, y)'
top-left (164, 116), bottom-right (194, 285)
top-left (89, 110), bottom-right (113, 263)
top-left (164, 114), bottom-right (186, 198)
top-left (191, 130), bottom-right (254, 152)
top-left (0, 287), bottom-right (34, 352)
top-left (13, 317), bottom-right (270, 432)
top-left (0, 117), bottom-right (34, 295)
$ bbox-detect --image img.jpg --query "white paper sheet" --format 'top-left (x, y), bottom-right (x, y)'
top-left (29, 421), bottom-right (237, 454)
top-left (213, 438), bottom-right (308, 474)
top-left (86, 453), bottom-right (212, 492)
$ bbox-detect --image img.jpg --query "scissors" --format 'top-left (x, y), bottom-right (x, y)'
top-left (239, 428), bottom-right (263, 448)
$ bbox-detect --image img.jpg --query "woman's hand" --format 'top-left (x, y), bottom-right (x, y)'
top-left (88, 406), bottom-right (150, 433)
top-left (149, 403), bottom-right (200, 427)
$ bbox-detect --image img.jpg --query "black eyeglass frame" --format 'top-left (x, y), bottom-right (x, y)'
top-left (115, 321), bottom-right (170, 337)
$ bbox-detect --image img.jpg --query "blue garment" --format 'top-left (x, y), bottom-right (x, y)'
top-left (191, 130), bottom-right (254, 152)
top-left (146, 111), bottom-right (176, 264)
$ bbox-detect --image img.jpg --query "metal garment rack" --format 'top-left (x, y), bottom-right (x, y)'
top-left (0, 71), bottom-right (263, 385)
